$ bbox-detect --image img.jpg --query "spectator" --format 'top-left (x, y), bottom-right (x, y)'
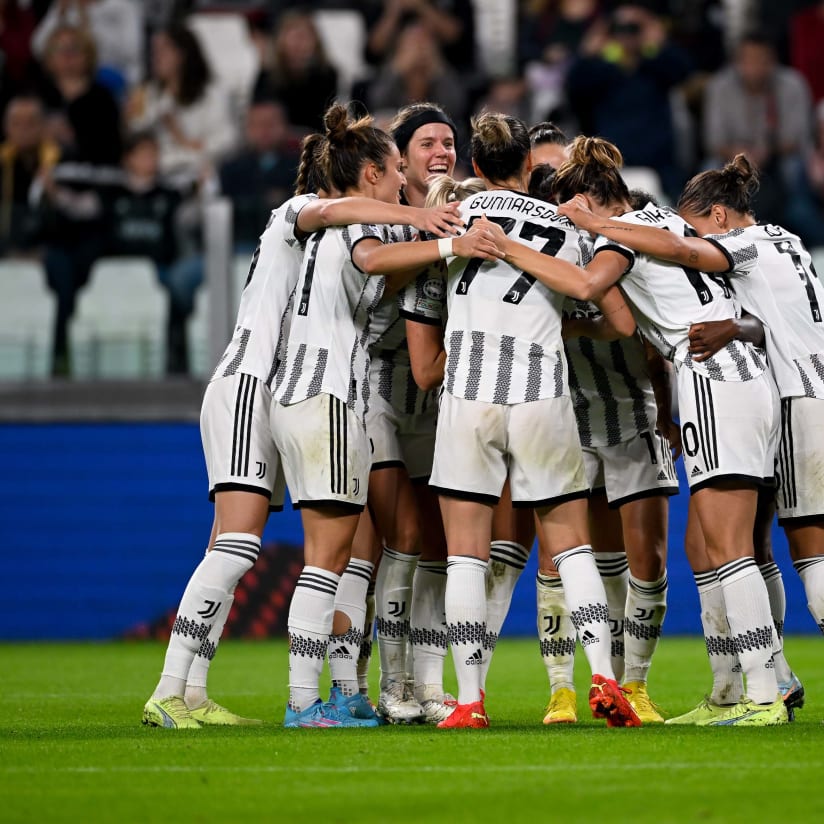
top-left (106, 132), bottom-right (200, 374)
top-left (789, 1), bottom-right (824, 106)
top-left (252, 9), bottom-right (337, 132)
top-left (0, 0), bottom-right (41, 114)
top-left (218, 99), bottom-right (299, 250)
top-left (31, 0), bottom-right (144, 94)
top-left (565, 3), bottom-right (694, 201)
top-left (126, 23), bottom-right (237, 189)
top-left (703, 31), bottom-right (824, 246)
top-left (366, 21), bottom-right (466, 135)
top-left (361, 0), bottom-right (477, 75)
top-left (519, 0), bottom-right (605, 125)
top-left (0, 94), bottom-right (60, 253)
top-left (38, 23), bottom-right (122, 166)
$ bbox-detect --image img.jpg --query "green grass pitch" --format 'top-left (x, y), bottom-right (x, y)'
top-left (3, 637), bottom-right (823, 823)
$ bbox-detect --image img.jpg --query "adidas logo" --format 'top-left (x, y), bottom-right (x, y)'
top-left (691, 465), bottom-right (703, 477)
top-left (328, 646), bottom-right (353, 660)
top-left (581, 630), bottom-right (598, 647)
top-left (656, 470), bottom-right (667, 481)
top-left (465, 648), bottom-right (484, 665)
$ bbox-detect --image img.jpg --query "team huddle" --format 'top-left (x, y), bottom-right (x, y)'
top-left (141, 99), bottom-right (824, 730)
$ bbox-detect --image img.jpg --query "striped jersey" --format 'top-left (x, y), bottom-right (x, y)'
top-left (368, 226), bottom-right (437, 416)
top-left (444, 190), bottom-right (584, 404)
top-left (563, 300), bottom-right (657, 447)
top-left (212, 194), bottom-right (317, 385)
top-left (398, 260), bottom-right (448, 327)
top-left (272, 222), bottom-right (387, 425)
top-left (705, 223), bottom-right (824, 399)
top-left (598, 204), bottom-right (766, 382)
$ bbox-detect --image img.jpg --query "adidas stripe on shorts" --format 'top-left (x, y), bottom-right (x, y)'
top-left (775, 396), bottom-right (824, 523)
top-left (676, 367), bottom-right (779, 493)
top-left (200, 372), bottom-right (286, 509)
top-left (366, 392), bottom-right (436, 480)
top-left (583, 428), bottom-right (679, 508)
top-left (271, 392), bottom-right (369, 512)
top-left (430, 392), bottom-right (589, 507)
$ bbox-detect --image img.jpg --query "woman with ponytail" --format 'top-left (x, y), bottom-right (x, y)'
top-left (271, 103), bottom-right (501, 729)
top-left (558, 151), bottom-right (822, 724)
top-left (488, 136), bottom-right (790, 726)
top-left (141, 116), bottom-right (485, 731)
top-left (429, 113), bottom-right (639, 730)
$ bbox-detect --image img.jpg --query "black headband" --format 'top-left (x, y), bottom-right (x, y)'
top-left (391, 110), bottom-right (457, 154)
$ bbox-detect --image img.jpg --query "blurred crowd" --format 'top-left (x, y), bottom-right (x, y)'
top-left (2, 0), bottom-right (824, 376)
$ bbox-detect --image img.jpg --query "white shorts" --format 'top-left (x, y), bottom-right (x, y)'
top-left (430, 393), bottom-right (589, 507)
top-left (583, 429), bottom-right (679, 507)
top-left (676, 368), bottom-right (779, 493)
top-left (200, 373), bottom-right (285, 509)
top-left (776, 396), bottom-right (824, 523)
top-left (366, 392), bottom-right (436, 480)
top-left (271, 392), bottom-right (369, 512)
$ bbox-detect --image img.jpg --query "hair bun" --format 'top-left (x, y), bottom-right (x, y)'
top-left (324, 103), bottom-right (350, 144)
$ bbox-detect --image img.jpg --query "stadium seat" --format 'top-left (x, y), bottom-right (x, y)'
top-left (0, 258), bottom-right (56, 380)
top-left (188, 12), bottom-right (259, 120)
top-left (69, 257), bottom-right (168, 379)
top-left (473, 0), bottom-right (517, 76)
top-left (187, 284), bottom-right (212, 379)
top-left (621, 167), bottom-right (668, 206)
top-left (312, 9), bottom-right (370, 99)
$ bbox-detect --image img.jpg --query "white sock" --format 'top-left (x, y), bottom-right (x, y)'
top-left (410, 560), bottom-right (449, 701)
top-left (793, 556), bottom-right (824, 634)
top-left (536, 573), bottom-right (576, 693)
top-left (695, 569), bottom-right (742, 705)
top-left (480, 541), bottom-right (530, 690)
top-left (287, 566), bottom-right (339, 712)
top-left (555, 545), bottom-right (614, 680)
top-left (357, 580), bottom-right (376, 695)
top-left (153, 533), bottom-right (260, 700)
top-left (376, 547), bottom-right (419, 687)
top-left (445, 555), bottom-right (488, 705)
top-left (717, 558), bottom-right (779, 705)
top-left (623, 573), bottom-right (667, 685)
top-left (184, 590), bottom-right (234, 707)
top-left (595, 552), bottom-right (629, 683)
top-left (759, 561), bottom-right (793, 684)
top-left (329, 559), bottom-right (374, 698)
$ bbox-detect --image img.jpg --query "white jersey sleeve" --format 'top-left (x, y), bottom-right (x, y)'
top-left (705, 224), bottom-right (824, 399)
top-left (596, 205), bottom-right (766, 383)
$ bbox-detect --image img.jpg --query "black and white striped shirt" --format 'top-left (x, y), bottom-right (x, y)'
top-left (273, 222), bottom-right (387, 424)
top-left (706, 224), bottom-right (824, 400)
top-left (564, 301), bottom-right (657, 448)
top-left (599, 205), bottom-right (766, 383)
top-left (212, 194), bottom-right (316, 385)
top-left (443, 190), bottom-right (581, 404)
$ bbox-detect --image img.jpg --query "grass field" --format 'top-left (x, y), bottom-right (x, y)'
top-left (3, 637), bottom-right (823, 823)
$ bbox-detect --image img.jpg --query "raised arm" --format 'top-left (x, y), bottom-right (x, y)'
top-left (297, 198), bottom-right (463, 238)
top-left (558, 195), bottom-right (730, 274)
top-left (352, 222), bottom-right (502, 282)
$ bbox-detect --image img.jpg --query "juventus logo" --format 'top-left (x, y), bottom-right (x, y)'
top-left (543, 615), bottom-right (560, 635)
top-left (633, 607), bottom-right (655, 621)
top-left (388, 600), bottom-right (406, 617)
top-left (609, 618), bottom-right (623, 637)
top-left (198, 600), bottom-right (221, 620)
top-left (255, 461), bottom-right (267, 479)
top-left (508, 290), bottom-right (522, 303)
top-left (353, 477), bottom-right (360, 495)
